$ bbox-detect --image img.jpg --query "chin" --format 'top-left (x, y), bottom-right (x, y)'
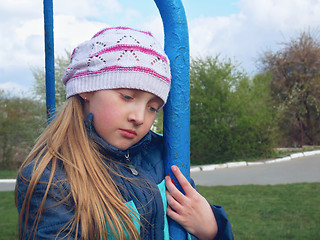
top-left (109, 138), bottom-right (140, 151)
top-left (117, 146), bottom-right (129, 151)
top-left (115, 143), bottom-right (134, 151)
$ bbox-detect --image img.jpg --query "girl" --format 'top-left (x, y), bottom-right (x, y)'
top-left (15, 27), bottom-right (233, 240)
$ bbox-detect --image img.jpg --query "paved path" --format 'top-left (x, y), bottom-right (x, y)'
top-left (191, 154), bottom-right (320, 186)
top-left (1, 152), bottom-right (320, 191)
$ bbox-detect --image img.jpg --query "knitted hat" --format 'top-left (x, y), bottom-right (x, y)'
top-left (62, 26), bottom-right (171, 104)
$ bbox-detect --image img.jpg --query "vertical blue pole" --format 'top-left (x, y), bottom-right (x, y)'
top-left (154, 0), bottom-right (190, 239)
top-left (43, 0), bottom-right (55, 122)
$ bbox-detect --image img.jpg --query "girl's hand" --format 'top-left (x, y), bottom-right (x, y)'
top-left (165, 165), bottom-right (218, 240)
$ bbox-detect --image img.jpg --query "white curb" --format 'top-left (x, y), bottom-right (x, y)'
top-left (190, 167), bottom-right (201, 173)
top-left (247, 161), bottom-right (265, 166)
top-left (265, 159), bottom-right (279, 164)
top-left (201, 165), bottom-right (216, 172)
top-left (213, 163), bottom-right (228, 169)
top-left (190, 149), bottom-right (320, 172)
top-left (290, 153), bottom-right (304, 159)
top-left (303, 150), bottom-right (320, 156)
top-left (227, 161), bottom-right (247, 168)
top-left (310, 150), bottom-right (320, 154)
top-left (277, 156), bottom-right (292, 162)
top-left (303, 151), bottom-right (316, 156)
top-left (0, 179), bottom-right (16, 183)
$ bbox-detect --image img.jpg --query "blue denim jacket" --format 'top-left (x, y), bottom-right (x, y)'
top-left (16, 114), bottom-right (233, 239)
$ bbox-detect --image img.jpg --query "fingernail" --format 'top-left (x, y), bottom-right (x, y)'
top-left (171, 165), bottom-right (178, 171)
top-left (165, 175), bottom-right (175, 186)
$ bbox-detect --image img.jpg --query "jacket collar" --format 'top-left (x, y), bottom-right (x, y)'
top-left (84, 113), bottom-right (151, 159)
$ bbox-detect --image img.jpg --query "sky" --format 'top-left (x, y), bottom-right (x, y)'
top-left (0, 0), bottom-right (319, 96)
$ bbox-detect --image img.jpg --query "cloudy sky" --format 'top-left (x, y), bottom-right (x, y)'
top-left (0, 0), bottom-right (319, 96)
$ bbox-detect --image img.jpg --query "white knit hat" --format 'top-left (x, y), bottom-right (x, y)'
top-left (62, 27), bottom-right (171, 103)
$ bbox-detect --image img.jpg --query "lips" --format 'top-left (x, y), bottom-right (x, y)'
top-left (119, 129), bottom-right (137, 139)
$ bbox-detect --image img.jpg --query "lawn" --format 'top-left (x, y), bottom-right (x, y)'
top-left (1, 183), bottom-right (319, 239)
top-left (0, 191), bottom-right (18, 240)
top-left (0, 170), bottom-right (18, 179)
top-left (198, 183), bottom-right (320, 239)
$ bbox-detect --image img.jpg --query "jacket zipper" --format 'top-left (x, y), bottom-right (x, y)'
top-left (125, 150), bottom-right (139, 175)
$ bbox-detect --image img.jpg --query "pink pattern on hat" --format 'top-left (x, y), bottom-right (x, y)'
top-left (92, 27), bottom-right (153, 39)
top-left (91, 45), bottom-right (169, 64)
top-left (69, 66), bottom-right (171, 84)
top-left (62, 26), bottom-right (171, 103)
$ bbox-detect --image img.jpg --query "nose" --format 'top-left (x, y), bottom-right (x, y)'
top-left (128, 105), bottom-right (145, 125)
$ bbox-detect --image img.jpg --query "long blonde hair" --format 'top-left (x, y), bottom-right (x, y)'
top-left (15, 95), bottom-right (141, 240)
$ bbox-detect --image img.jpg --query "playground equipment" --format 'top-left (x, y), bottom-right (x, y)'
top-left (154, 0), bottom-right (190, 239)
top-left (43, 0), bottom-right (55, 122)
top-left (43, 0), bottom-right (190, 238)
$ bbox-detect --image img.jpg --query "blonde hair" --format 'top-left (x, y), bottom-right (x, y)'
top-left (15, 95), bottom-right (141, 240)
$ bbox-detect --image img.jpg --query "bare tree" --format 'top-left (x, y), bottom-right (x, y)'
top-left (261, 31), bottom-right (320, 146)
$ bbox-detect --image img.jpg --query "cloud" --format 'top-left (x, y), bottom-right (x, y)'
top-left (189, 15), bottom-right (239, 57)
top-left (0, 1), bottom-right (43, 69)
top-left (54, 0), bottom-right (123, 18)
top-left (188, 0), bottom-right (320, 73)
top-left (53, 15), bottom-right (107, 54)
top-left (0, 0), bottom-right (125, 64)
top-left (0, 1), bottom-right (42, 19)
top-left (240, 0), bottom-right (320, 31)
top-left (140, 16), bottom-right (164, 46)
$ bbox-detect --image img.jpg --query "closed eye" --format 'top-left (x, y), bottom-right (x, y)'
top-left (148, 106), bottom-right (159, 113)
top-left (120, 93), bottom-right (133, 101)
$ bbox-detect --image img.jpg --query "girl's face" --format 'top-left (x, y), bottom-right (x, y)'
top-left (81, 89), bottom-right (163, 151)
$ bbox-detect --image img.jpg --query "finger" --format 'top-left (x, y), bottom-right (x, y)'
top-left (166, 203), bottom-right (184, 224)
top-left (165, 176), bottom-right (185, 203)
top-left (171, 165), bottom-right (194, 195)
top-left (166, 190), bottom-right (183, 213)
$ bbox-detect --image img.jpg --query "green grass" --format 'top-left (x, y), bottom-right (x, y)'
top-left (0, 191), bottom-right (18, 240)
top-left (1, 183), bottom-right (319, 240)
top-left (198, 183), bottom-right (320, 240)
top-left (0, 170), bottom-right (18, 179)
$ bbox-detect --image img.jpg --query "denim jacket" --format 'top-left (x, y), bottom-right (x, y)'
top-left (16, 114), bottom-right (233, 239)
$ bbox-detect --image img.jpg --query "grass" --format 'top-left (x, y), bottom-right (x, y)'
top-left (0, 170), bottom-right (18, 179)
top-left (1, 183), bottom-right (319, 240)
top-left (198, 183), bottom-right (320, 240)
top-left (0, 191), bottom-right (18, 240)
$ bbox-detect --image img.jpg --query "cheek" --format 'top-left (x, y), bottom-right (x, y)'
top-left (92, 103), bottom-right (122, 129)
top-left (143, 114), bottom-right (156, 131)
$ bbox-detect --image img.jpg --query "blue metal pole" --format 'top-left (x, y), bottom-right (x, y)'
top-left (154, 0), bottom-right (190, 239)
top-left (43, 0), bottom-right (55, 122)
